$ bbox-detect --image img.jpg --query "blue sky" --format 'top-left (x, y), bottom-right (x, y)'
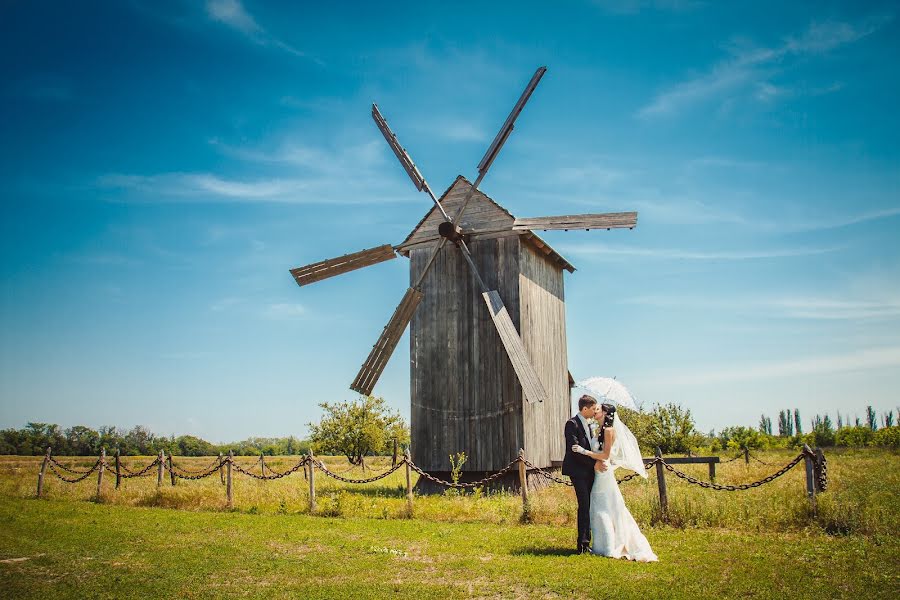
top-left (1, 1), bottom-right (898, 442)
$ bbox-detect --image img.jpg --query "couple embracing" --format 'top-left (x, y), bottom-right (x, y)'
top-left (562, 394), bottom-right (658, 562)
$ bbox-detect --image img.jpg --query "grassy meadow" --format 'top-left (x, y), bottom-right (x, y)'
top-left (1, 450), bottom-right (898, 598)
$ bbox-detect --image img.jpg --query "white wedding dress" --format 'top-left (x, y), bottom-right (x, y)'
top-left (589, 415), bottom-right (658, 562)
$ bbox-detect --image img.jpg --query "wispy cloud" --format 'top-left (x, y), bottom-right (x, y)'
top-left (96, 137), bottom-right (412, 205)
top-left (657, 345), bottom-right (900, 385)
top-left (559, 242), bottom-right (842, 261)
top-left (204, 0), bottom-right (314, 61)
top-left (262, 303), bottom-right (307, 319)
top-left (758, 205), bottom-right (900, 233)
top-left (638, 15), bottom-right (892, 118)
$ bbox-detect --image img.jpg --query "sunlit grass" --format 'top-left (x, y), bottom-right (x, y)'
top-left (2, 449), bottom-right (897, 538)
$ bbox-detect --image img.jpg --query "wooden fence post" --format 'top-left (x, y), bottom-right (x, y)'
top-left (168, 453), bottom-right (176, 486)
top-left (743, 446), bottom-right (750, 465)
top-left (226, 450), bottom-right (233, 509)
top-left (655, 447), bottom-right (668, 523)
top-left (36, 446), bottom-right (50, 498)
top-left (708, 460), bottom-right (716, 482)
top-left (803, 444), bottom-right (817, 515)
top-left (115, 448), bottom-right (121, 489)
top-left (260, 453), bottom-right (266, 478)
top-left (157, 450), bottom-right (164, 488)
top-left (218, 452), bottom-right (225, 485)
top-left (96, 447), bottom-right (106, 500)
top-left (518, 449), bottom-right (529, 513)
top-left (404, 450), bottom-right (413, 516)
top-left (307, 451), bottom-right (316, 514)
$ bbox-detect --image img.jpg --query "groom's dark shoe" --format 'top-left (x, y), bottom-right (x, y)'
top-left (579, 544), bottom-right (592, 555)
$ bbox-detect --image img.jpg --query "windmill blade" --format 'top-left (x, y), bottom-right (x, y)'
top-left (482, 290), bottom-right (549, 404)
top-left (372, 104), bottom-right (451, 222)
top-left (452, 66), bottom-right (547, 224)
top-left (290, 244), bottom-right (396, 287)
top-left (453, 239), bottom-right (547, 405)
top-left (372, 103), bottom-right (426, 192)
top-left (477, 66), bottom-right (547, 176)
top-left (351, 287), bottom-right (424, 395)
top-left (512, 212), bottom-right (638, 231)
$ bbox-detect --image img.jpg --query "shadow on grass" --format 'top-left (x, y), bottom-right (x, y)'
top-left (511, 546), bottom-right (577, 557)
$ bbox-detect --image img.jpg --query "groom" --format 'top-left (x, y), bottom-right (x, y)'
top-left (562, 394), bottom-right (607, 553)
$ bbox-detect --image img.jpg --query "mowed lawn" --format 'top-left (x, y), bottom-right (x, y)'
top-left (1, 496), bottom-right (897, 599)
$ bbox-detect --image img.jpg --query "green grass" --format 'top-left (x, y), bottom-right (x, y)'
top-left (1, 496), bottom-right (897, 599)
top-left (4, 449), bottom-right (898, 538)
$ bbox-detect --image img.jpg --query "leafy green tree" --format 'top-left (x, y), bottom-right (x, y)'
top-left (865, 406), bottom-right (878, 431)
top-left (834, 425), bottom-right (874, 447)
top-left (308, 396), bottom-right (409, 464)
top-left (719, 426), bottom-right (767, 450)
top-left (808, 414), bottom-right (835, 447)
top-left (793, 409), bottom-right (802, 435)
top-left (873, 426), bottom-right (900, 449)
top-left (641, 403), bottom-right (703, 453)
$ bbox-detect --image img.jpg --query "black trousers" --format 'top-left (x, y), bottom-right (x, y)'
top-left (572, 475), bottom-right (593, 548)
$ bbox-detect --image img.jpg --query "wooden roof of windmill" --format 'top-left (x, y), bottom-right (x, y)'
top-left (395, 175), bottom-right (577, 273)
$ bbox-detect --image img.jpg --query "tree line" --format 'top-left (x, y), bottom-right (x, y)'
top-left (617, 403), bottom-right (900, 454)
top-left (2, 399), bottom-right (897, 457)
top-left (0, 423), bottom-right (312, 457)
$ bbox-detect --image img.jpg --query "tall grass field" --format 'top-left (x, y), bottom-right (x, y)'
top-left (1, 449), bottom-right (898, 598)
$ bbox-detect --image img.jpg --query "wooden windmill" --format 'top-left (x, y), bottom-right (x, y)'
top-left (290, 67), bottom-right (637, 485)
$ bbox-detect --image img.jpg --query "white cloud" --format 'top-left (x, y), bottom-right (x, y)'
top-left (638, 15), bottom-right (892, 118)
top-left (263, 303), bottom-right (307, 319)
top-left (204, 0), bottom-right (311, 60)
top-left (206, 0), bottom-right (260, 34)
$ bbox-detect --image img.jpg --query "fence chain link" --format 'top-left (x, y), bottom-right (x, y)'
top-left (119, 458), bottom-right (161, 479)
top-left (47, 456), bottom-right (99, 475)
top-left (47, 458), bottom-right (102, 483)
top-left (164, 458), bottom-right (227, 480)
top-left (168, 457), bottom-right (222, 476)
top-left (406, 458), bottom-right (520, 489)
top-left (815, 452), bottom-right (828, 492)
top-left (314, 459), bottom-right (405, 484)
top-left (229, 457), bottom-right (308, 481)
top-left (660, 452), bottom-right (806, 491)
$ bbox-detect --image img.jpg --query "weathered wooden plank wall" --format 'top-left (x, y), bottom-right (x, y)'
top-left (409, 236), bottom-right (524, 471)
top-left (519, 244), bottom-right (569, 467)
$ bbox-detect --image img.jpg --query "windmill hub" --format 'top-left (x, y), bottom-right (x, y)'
top-left (438, 221), bottom-right (463, 242)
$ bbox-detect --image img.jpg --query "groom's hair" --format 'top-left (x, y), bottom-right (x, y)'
top-left (578, 395), bottom-right (598, 410)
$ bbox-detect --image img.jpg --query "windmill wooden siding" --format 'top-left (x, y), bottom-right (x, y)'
top-left (407, 178), bottom-right (571, 471)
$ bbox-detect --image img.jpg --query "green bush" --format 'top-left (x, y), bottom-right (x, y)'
top-left (835, 426), bottom-right (875, 447)
top-left (873, 426), bottom-right (900, 449)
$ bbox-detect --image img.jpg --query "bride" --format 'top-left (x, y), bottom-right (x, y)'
top-left (572, 403), bottom-right (658, 562)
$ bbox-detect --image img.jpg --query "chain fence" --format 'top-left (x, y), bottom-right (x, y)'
top-left (35, 447), bottom-right (828, 523)
top-left (660, 452), bottom-right (807, 491)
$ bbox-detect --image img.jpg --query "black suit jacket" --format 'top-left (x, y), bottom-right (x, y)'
top-left (561, 415), bottom-right (595, 479)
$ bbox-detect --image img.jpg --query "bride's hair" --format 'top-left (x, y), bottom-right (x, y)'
top-left (600, 403), bottom-right (616, 427)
